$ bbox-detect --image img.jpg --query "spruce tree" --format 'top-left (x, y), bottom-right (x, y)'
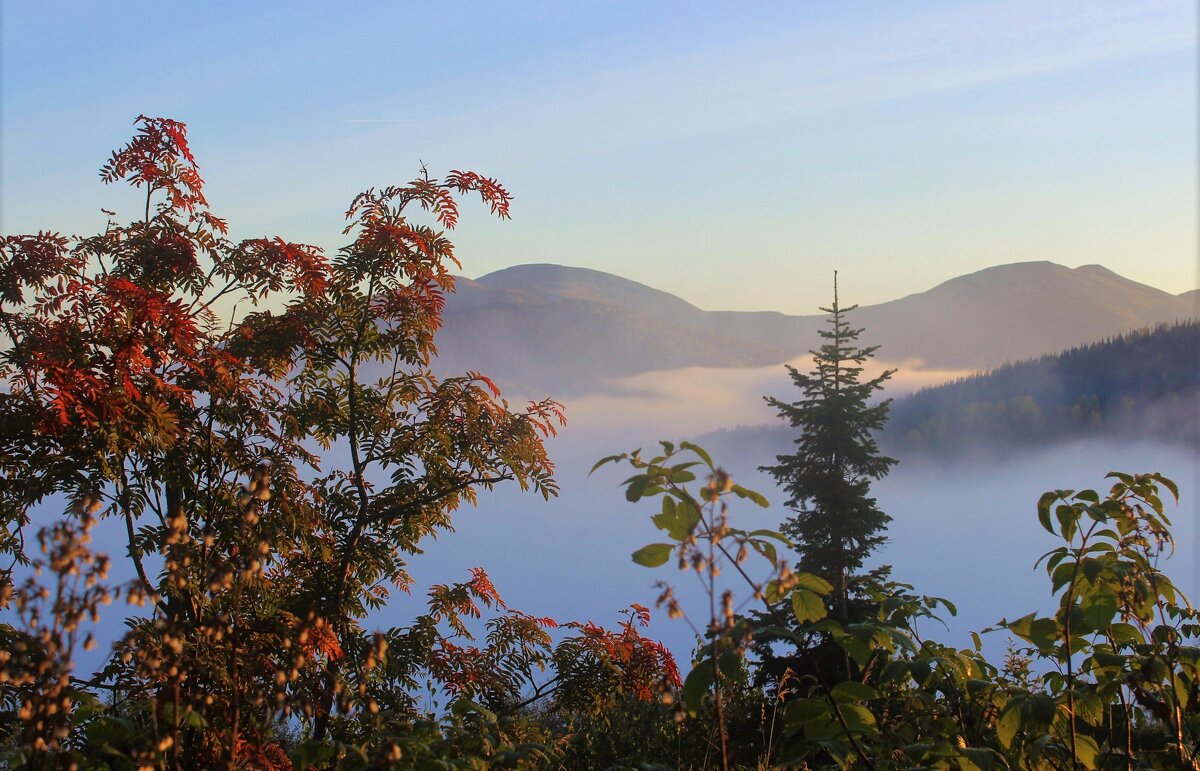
top-left (761, 273), bottom-right (896, 620)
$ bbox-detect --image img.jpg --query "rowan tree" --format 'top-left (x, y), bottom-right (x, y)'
top-left (0, 115), bottom-right (569, 767)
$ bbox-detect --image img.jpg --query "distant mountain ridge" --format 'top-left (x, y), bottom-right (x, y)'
top-left (439, 268), bottom-right (786, 394)
top-left (432, 261), bottom-right (1197, 395)
top-left (852, 262), bottom-right (1190, 368)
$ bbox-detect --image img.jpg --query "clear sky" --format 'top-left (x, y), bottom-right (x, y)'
top-left (2, 1), bottom-right (1195, 312)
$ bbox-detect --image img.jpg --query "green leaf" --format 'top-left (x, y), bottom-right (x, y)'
top-left (1080, 554), bottom-right (1104, 578)
top-left (589, 454), bottom-right (624, 474)
top-left (1104, 619), bottom-right (1142, 643)
top-left (958, 747), bottom-right (995, 770)
top-left (625, 476), bottom-right (650, 502)
top-left (1075, 733), bottom-right (1100, 768)
top-left (1080, 591), bottom-right (1118, 631)
top-left (1028, 618), bottom-right (1060, 651)
top-left (631, 543), bottom-right (674, 567)
top-left (1025, 693), bottom-right (1057, 727)
top-left (908, 658), bottom-right (931, 685)
top-left (1037, 491), bottom-right (1058, 534)
top-left (792, 572), bottom-right (833, 595)
top-left (1002, 612), bottom-right (1035, 637)
top-left (718, 650), bottom-right (742, 682)
top-left (182, 708), bottom-right (208, 730)
top-left (755, 625), bottom-right (805, 645)
top-left (1073, 690), bottom-right (1105, 727)
top-left (731, 484), bottom-right (769, 507)
top-left (792, 588), bottom-right (827, 623)
top-left (747, 528), bottom-right (789, 543)
top-left (752, 539), bottom-right (778, 566)
top-left (1153, 472), bottom-right (1180, 501)
top-left (677, 498), bottom-right (702, 529)
top-left (1174, 672), bottom-right (1190, 709)
top-left (682, 661), bottom-right (715, 715)
top-left (784, 697), bottom-right (828, 725)
top-left (931, 596), bottom-right (957, 616)
top-left (835, 624), bottom-right (882, 668)
top-left (837, 703), bottom-right (878, 735)
top-left (669, 468), bottom-right (696, 484)
top-left (830, 681), bottom-right (877, 703)
top-left (294, 742), bottom-right (338, 767)
top-left (651, 497), bottom-right (689, 540)
top-left (1043, 547), bottom-right (1069, 571)
top-left (1051, 560), bottom-right (1076, 593)
top-left (996, 702), bottom-right (1021, 748)
top-left (1056, 504), bottom-right (1078, 542)
top-left (1005, 613), bottom-right (1060, 652)
top-left (679, 441), bottom-right (713, 469)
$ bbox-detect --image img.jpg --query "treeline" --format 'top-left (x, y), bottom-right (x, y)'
top-left (885, 321), bottom-right (1199, 454)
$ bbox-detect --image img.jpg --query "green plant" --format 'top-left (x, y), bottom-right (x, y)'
top-left (596, 440), bottom-right (828, 770)
top-left (600, 438), bottom-right (1198, 770)
top-left (993, 472), bottom-right (1199, 769)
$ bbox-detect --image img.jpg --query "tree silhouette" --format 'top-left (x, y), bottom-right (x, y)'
top-left (761, 272), bottom-right (896, 618)
top-left (0, 115), bottom-right (569, 765)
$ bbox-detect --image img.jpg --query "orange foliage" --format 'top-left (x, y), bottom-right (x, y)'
top-left (567, 605), bottom-right (682, 701)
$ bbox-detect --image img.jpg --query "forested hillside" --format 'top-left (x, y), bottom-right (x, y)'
top-left (699, 322), bottom-right (1199, 465)
top-left (886, 321), bottom-right (1199, 453)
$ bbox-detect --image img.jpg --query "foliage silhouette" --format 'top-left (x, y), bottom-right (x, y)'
top-left (0, 116), bottom-right (675, 769)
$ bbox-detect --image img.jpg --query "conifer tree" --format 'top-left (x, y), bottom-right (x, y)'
top-left (760, 273), bottom-right (896, 619)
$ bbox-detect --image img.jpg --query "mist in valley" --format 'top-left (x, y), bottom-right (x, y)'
top-left (388, 358), bottom-right (1200, 667)
top-left (48, 356), bottom-right (1199, 675)
top-left (4, 3), bottom-right (1196, 761)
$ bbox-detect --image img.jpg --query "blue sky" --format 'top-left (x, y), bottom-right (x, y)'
top-left (2, 1), bottom-right (1195, 311)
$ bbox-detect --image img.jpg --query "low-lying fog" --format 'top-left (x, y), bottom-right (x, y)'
top-left (400, 434), bottom-right (1198, 667)
top-left (19, 358), bottom-right (1198, 679)
top-left (392, 358), bottom-right (1199, 665)
top-left (548, 354), bottom-right (975, 439)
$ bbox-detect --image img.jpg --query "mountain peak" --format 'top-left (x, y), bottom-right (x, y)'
top-left (476, 263), bottom-right (702, 316)
top-left (925, 261), bottom-right (1166, 296)
top-left (435, 259), bottom-right (1197, 395)
top-left (479, 263), bottom-right (610, 283)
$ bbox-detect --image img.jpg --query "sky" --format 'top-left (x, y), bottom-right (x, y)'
top-left (2, 0), bottom-right (1196, 313)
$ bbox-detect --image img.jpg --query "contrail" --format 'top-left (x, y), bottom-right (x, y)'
top-left (342, 119), bottom-right (413, 124)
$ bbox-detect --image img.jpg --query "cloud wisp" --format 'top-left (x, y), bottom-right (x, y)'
top-left (554, 357), bottom-right (977, 439)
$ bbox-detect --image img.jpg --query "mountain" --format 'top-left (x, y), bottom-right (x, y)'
top-left (885, 320), bottom-right (1200, 453)
top-left (853, 262), bottom-right (1195, 368)
top-left (693, 262), bottom-right (1195, 369)
top-left (432, 261), bottom-right (1197, 395)
top-left (460, 263), bottom-right (702, 321)
top-left (432, 266), bottom-right (792, 393)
